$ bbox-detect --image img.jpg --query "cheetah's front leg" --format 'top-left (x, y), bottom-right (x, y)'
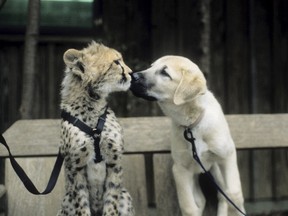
top-left (103, 163), bottom-right (134, 216)
top-left (57, 169), bottom-right (91, 216)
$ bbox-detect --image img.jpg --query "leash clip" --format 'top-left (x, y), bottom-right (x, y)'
top-left (184, 128), bottom-right (195, 143)
top-left (184, 128), bottom-right (198, 160)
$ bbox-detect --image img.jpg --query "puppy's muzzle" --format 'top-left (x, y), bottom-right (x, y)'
top-left (130, 72), bottom-right (157, 101)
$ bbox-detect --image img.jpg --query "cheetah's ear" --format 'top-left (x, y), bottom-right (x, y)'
top-left (63, 49), bottom-right (83, 70)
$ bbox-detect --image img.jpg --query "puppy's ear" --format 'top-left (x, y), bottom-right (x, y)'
top-left (173, 69), bottom-right (206, 105)
top-left (63, 49), bottom-right (85, 73)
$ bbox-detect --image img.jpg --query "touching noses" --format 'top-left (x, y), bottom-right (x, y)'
top-left (131, 72), bottom-right (143, 82)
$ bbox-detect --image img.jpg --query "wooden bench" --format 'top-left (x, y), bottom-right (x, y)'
top-left (1, 114), bottom-right (288, 216)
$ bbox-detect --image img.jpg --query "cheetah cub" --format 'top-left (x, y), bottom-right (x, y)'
top-left (58, 42), bottom-right (134, 216)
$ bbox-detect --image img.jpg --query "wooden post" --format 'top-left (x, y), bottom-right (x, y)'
top-left (19, 0), bottom-right (40, 119)
top-left (177, 0), bottom-right (211, 76)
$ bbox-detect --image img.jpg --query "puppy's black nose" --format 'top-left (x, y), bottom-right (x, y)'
top-left (131, 72), bottom-right (141, 82)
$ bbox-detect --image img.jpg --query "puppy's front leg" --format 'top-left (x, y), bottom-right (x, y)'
top-left (173, 163), bottom-right (205, 216)
top-left (210, 164), bottom-right (228, 216)
top-left (219, 150), bottom-right (245, 216)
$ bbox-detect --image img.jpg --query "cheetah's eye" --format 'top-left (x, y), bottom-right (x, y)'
top-left (114, 60), bottom-right (120, 65)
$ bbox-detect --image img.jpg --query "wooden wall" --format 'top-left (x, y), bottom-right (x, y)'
top-left (0, 0), bottom-right (287, 212)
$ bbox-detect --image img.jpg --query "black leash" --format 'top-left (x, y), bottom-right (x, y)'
top-left (0, 134), bottom-right (63, 195)
top-left (0, 106), bottom-right (109, 195)
top-left (61, 106), bottom-right (108, 163)
top-left (184, 128), bottom-right (247, 216)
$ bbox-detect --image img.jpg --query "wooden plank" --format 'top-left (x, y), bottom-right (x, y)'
top-left (209, 0), bottom-right (226, 105)
top-left (0, 44), bottom-right (22, 132)
top-left (274, 149), bottom-right (288, 199)
top-left (177, 0), bottom-right (210, 72)
top-left (225, 0), bottom-right (250, 113)
top-left (245, 200), bottom-right (288, 214)
top-left (0, 49), bottom-right (6, 132)
top-left (1, 119), bottom-right (61, 157)
top-left (252, 0), bottom-right (273, 113)
top-left (5, 157), bottom-right (65, 216)
top-left (153, 154), bottom-right (181, 216)
top-left (122, 155), bottom-right (148, 216)
top-left (4, 155), bottom-right (147, 216)
top-left (237, 150), bottom-right (251, 200)
top-left (151, 0), bottom-right (178, 59)
top-left (1, 114), bottom-right (288, 157)
top-left (47, 43), bottom-right (56, 118)
top-left (120, 117), bottom-right (171, 152)
top-left (226, 114), bottom-right (288, 149)
top-left (252, 150), bottom-right (273, 199)
top-left (272, 0), bottom-right (288, 113)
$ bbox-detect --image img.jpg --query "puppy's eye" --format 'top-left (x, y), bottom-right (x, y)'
top-left (160, 67), bottom-right (172, 79)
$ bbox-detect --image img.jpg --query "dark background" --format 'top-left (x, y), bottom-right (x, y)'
top-left (1, 0), bottom-right (287, 130)
top-left (0, 0), bottom-right (287, 213)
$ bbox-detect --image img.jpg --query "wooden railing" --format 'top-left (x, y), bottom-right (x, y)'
top-left (1, 114), bottom-right (288, 215)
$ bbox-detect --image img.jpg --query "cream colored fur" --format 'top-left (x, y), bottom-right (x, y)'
top-left (131, 56), bottom-right (245, 216)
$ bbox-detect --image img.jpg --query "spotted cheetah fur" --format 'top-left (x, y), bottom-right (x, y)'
top-left (57, 42), bottom-right (134, 216)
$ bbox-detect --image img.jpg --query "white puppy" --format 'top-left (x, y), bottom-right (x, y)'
top-left (130, 56), bottom-right (245, 216)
